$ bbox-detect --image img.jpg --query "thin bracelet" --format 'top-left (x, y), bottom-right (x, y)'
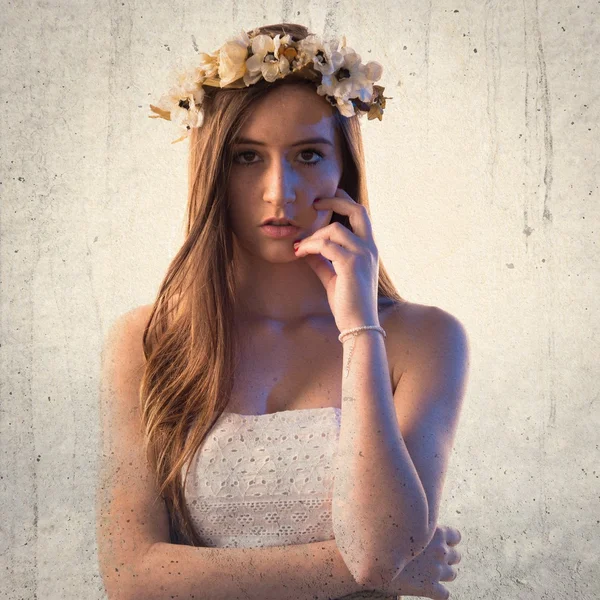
top-left (338, 325), bottom-right (386, 344)
top-left (338, 325), bottom-right (387, 379)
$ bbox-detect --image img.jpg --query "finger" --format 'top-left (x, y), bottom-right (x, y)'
top-left (295, 237), bottom-right (353, 266)
top-left (445, 527), bottom-right (462, 546)
top-left (297, 221), bottom-right (363, 254)
top-left (447, 547), bottom-right (461, 566)
top-left (430, 582), bottom-right (451, 600)
top-left (302, 252), bottom-right (336, 283)
top-left (439, 564), bottom-right (458, 582)
top-left (432, 525), bottom-right (446, 541)
top-left (314, 188), bottom-right (373, 241)
top-left (433, 543), bottom-right (449, 561)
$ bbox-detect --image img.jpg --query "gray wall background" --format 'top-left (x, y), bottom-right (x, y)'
top-left (1, 0), bottom-right (598, 598)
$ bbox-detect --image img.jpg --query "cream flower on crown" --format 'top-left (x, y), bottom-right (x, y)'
top-left (197, 51), bottom-right (220, 83)
top-left (243, 33), bottom-right (294, 84)
top-left (166, 62), bottom-right (205, 97)
top-left (217, 30), bottom-right (252, 87)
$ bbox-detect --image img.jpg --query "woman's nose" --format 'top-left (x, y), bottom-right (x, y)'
top-left (262, 157), bottom-right (299, 205)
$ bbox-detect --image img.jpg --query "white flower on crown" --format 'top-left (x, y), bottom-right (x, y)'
top-left (157, 90), bottom-right (204, 133)
top-left (243, 33), bottom-right (295, 84)
top-left (295, 34), bottom-right (339, 75)
top-left (157, 62), bottom-right (206, 133)
top-left (166, 63), bottom-right (205, 99)
top-left (316, 35), bottom-right (383, 117)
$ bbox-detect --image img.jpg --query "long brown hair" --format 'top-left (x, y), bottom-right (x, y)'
top-left (139, 22), bottom-right (406, 545)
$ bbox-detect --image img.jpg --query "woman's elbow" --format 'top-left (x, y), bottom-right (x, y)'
top-left (99, 548), bottom-right (154, 600)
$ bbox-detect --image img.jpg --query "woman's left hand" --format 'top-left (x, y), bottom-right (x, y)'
top-left (293, 188), bottom-right (381, 333)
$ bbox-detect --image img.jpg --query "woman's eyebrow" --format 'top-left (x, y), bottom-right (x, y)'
top-left (233, 136), bottom-right (334, 147)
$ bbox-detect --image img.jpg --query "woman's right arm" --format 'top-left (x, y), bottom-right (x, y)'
top-left (96, 305), bottom-right (375, 600)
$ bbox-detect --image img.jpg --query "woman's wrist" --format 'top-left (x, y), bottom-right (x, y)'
top-left (327, 540), bottom-right (388, 596)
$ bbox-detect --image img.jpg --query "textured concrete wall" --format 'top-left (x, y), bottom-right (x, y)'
top-left (1, 1), bottom-right (598, 598)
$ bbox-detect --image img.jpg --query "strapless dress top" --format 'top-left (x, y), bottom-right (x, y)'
top-left (181, 407), bottom-right (401, 599)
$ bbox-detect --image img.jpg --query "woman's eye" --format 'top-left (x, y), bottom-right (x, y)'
top-left (233, 151), bottom-right (259, 165)
top-left (298, 150), bottom-right (324, 165)
top-left (233, 149), bottom-right (324, 167)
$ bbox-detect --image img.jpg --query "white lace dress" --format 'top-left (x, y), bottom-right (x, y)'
top-left (181, 407), bottom-right (401, 599)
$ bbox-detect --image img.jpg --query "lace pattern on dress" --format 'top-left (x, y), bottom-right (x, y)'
top-left (182, 408), bottom-right (342, 547)
top-left (182, 407), bottom-right (401, 599)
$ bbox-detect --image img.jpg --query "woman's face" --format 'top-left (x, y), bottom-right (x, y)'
top-left (227, 83), bottom-right (344, 262)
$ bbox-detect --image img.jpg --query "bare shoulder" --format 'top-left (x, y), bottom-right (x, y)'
top-left (100, 303), bottom-right (156, 416)
top-left (386, 300), bottom-right (466, 335)
top-left (111, 303), bottom-right (154, 337)
top-left (379, 300), bottom-right (469, 386)
top-left (104, 304), bottom-right (154, 359)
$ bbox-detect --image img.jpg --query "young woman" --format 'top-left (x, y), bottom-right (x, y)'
top-left (96, 23), bottom-right (467, 600)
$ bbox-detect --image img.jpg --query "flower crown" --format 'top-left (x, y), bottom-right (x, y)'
top-left (149, 28), bottom-right (392, 144)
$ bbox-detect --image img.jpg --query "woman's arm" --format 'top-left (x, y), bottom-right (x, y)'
top-left (97, 307), bottom-right (381, 600)
top-left (125, 539), bottom-right (379, 600)
top-left (332, 306), bottom-right (469, 587)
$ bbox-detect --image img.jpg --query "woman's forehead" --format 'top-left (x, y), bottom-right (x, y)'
top-left (237, 85), bottom-right (338, 143)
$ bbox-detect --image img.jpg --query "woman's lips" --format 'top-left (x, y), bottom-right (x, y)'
top-left (260, 224), bottom-right (301, 238)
